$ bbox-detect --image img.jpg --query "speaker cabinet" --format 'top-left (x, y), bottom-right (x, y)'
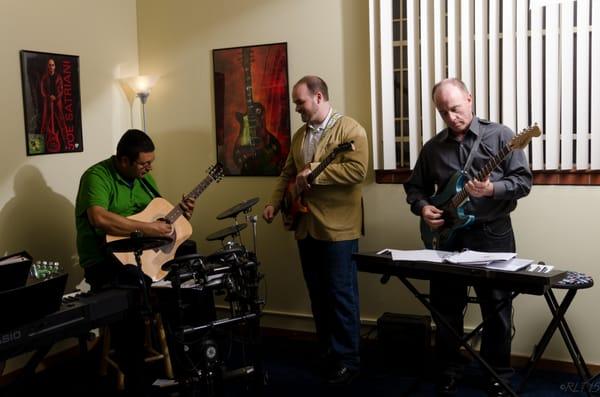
top-left (377, 312), bottom-right (432, 374)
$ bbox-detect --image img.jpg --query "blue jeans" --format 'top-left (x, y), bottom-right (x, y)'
top-left (297, 236), bottom-right (360, 369)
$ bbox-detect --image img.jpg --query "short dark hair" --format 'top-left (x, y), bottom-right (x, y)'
top-left (431, 78), bottom-right (470, 100)
top-left (295, 75), bottom-right (329, 101)
top-left (116, 129), bottom-right (155, 162)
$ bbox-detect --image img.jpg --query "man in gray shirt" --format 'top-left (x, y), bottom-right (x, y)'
top-left (404, 78), bottom-right (532, 396)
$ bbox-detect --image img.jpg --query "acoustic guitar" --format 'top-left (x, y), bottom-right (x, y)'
top-left (420, 124), bottom-right (541, 250)
top-left (280, 141), bottom-right (354, 231)
top-left (106, 164), bottom-right (224, 281)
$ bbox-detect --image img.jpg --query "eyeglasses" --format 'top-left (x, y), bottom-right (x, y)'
top-left (134, 159), bottom-right (154, 168)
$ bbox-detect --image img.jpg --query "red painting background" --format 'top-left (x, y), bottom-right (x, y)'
top-left (213, 43), bottom-right (290, 175)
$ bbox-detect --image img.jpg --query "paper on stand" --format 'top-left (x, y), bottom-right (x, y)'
top-left (443, 250), bottom-right (516, 265)
top-left (377, 249), bottom-right (453, 263)
top-left (376, 249), bottom-right (533, 272)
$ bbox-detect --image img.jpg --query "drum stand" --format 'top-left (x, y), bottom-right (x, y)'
top-left (161, 255), bottom-right (227, 397)
top-left (156, 197), bottom-right (265, 396)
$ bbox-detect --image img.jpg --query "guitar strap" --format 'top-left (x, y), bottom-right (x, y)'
top-left (140, 177), bottom-right (161, 199)
top-left (462, 124), bottom-right (485, 179)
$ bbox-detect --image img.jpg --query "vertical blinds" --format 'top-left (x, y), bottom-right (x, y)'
top-left (370, 0), bottom-right (600, 171)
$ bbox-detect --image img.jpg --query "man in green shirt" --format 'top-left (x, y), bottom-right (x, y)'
top-left (75, 129), bottom-right (194, 395)
top-left (75, 129), bottom-right (194, 289)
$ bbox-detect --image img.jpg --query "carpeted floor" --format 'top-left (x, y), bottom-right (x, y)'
top-left (1, 333), bottom-right (595, 396)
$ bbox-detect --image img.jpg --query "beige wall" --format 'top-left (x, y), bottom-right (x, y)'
top-left (0, 0), bottom-right (139, 287)
top-left (0, 0), bottom-right (138, 372)
top-left (136, 0), bottom-right (600, 365)
top-left (0, 0), bottom-right (598, 372)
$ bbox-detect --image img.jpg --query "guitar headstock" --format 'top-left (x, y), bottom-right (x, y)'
top-left (333, 141), bottom-right (355, 156)
top-left (510, 123), bottom-right (542, 150)
top-left (208, 163), bottom-right (224, 183)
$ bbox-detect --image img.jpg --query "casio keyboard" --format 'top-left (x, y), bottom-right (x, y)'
top-left (0, 288), bottom-right (131, 367)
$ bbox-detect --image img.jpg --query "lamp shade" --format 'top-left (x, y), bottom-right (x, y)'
top-left (125, 75), bottom-right (160, 96)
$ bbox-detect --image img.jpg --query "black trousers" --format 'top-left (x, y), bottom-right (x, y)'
top-left (431, 217), bottom-right (515, 380)
top-left (84, 256), bottom-right (149, 395)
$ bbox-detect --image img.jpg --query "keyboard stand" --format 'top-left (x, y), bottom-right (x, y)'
top-left (386, 274), bottom-right (519, 397)
top-left (518, 272), bottom-right (594, 396)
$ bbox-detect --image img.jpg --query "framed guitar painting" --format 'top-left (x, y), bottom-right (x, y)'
top-left (212, 42), bottom-right (291, 176)
top-left (19, 50), bottom-right (83, 155)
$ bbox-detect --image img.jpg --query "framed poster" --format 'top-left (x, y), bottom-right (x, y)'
top-left (20, 50), bottom-right (83, 155)
top-left (213, 42), bottom-right (291, 176)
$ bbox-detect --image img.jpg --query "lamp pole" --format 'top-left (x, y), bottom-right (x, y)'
top-left (137, 92), bottom-right (150, 132)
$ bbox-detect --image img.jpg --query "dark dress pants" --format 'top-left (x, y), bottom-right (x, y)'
top-left (431, 216), bottom-right (515, 380)
top-left (297, 235), bottom-right (360, 370)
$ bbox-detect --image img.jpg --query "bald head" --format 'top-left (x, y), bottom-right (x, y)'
top-left (431, 78), bottom-right (470, 102)
top-left (431, 78), bottom-right (473, 135)
top-left (294, 75), bottom-right (329, 101)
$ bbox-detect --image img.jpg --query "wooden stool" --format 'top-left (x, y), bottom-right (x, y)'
top-left (99, 312), bottom-right (174, 390)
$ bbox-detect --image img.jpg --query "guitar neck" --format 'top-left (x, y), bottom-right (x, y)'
top-left (242, 48), bottom-right (257, 125)
top-left (452, 143), bottom-right (512, 207)
top-left (164, 175), bottom-right (216, 223)
top-left (307, 151), bottom-right (338, 184)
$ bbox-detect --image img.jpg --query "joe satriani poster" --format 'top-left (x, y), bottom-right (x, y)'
top-left (20, 50), bottom-right (83, 155)
top-left (213, 42), bottom-right (290, 176)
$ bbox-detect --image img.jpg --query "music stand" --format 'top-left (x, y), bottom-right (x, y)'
top-left (0, 251), bottom-right (32, 292)
top-left (106, 234), bottom-right (172, 313)
top-left (0, 273), bottom-right (68, 332)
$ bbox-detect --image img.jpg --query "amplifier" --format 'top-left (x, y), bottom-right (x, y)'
top-left (377, 312), bottom-right (432, 373)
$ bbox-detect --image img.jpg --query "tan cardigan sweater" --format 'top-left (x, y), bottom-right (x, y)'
top-left (268, 113), bottom-right (368, 241)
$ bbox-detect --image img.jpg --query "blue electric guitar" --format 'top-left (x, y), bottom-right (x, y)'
top-left (420, 124), bottom-right (541, 250)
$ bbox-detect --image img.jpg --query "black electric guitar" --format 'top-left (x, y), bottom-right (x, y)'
top-left (280, 141), bottom-right (355, 231)
top-left (421, 124), bottom-right (541, 250)
top-left (233, 47), bottom-right (282, 175)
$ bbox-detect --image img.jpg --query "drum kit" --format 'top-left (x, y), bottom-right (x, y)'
top-left (105, 197), bottom-right (264, 396)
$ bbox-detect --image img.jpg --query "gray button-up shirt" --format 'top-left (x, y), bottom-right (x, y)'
top-left (404, 117), bottom-right (532, 224)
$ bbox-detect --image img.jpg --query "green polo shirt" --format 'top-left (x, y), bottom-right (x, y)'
top-left (75, 156), bottom-right (160, 268)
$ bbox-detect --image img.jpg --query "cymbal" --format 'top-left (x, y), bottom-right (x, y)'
top-left (205, 223), bottom-right (247, 241)
top-left (216, 197), bottom-right (259, 220)
top-left (105, 236), bottom-right (172, 253)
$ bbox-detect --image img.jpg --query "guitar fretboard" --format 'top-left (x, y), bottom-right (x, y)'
top-left (451, 143), bottom-right (512, 208)
top-left (307, 151), bottom-right (338, 184)
top-left (164, 167), bottom-right (222, 223)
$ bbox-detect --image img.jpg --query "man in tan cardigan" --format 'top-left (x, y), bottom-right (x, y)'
top-left (263, 75), bottom-right (368, 384)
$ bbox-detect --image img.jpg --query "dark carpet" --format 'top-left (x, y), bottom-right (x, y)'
top-left (1, 333), bottom-right (595, 396)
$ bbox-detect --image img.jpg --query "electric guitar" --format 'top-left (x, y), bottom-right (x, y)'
top-left (106, 164), bottom-right (224, 281)
top-left (280, 141), bottom-right (355, 231)
top-left (233, 47), bottom-right (282, 175)
top-left (420, 124), bottom-right (541, 250)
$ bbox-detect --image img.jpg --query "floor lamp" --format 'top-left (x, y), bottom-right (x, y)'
top-left (125, 75), bottom-right (160, 132)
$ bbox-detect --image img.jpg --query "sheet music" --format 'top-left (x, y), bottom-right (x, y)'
top-left (377, 249), bottom-right (453, 263)
top-left (0, 253), bottom-right (29, 266)
top-left (483, 258), bottom-right (534, 272)
top-left (376, 248), bottom-right (532, 272)
top-left (443, 250), bottom-right (516, 265)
